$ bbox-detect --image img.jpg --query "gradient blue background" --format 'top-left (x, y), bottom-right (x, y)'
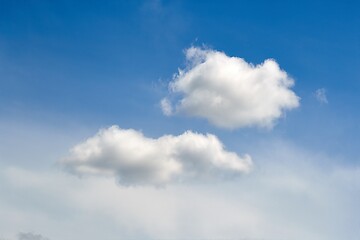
top-left (0, 0), bottom-right (359, 163)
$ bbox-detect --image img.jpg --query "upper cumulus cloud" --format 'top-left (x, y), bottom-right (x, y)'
top-left (60, 126), bottom-right (252, 186)
top-left (161, 47), bottom-right (300, 129)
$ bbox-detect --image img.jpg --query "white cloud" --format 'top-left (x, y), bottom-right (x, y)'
top-left (2, 144), bottom-right (360, 240)
top-left (162, 47), bottom-right (300, 129)
top-left (315, 88), bottom-right (328, 104)
top-left (60, 125), bottom-right (252, 186)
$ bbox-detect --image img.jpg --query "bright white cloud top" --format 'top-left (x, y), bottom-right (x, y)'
top-left (162, 47), bottom-right (300, 129)
top-left (61, 125), bottom-right (252, 186)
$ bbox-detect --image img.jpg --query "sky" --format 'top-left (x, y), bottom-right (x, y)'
top-left (0, 0), bottom-right (359, 239)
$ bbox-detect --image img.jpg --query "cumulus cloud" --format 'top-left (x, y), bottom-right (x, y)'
top-left (315, 88), bottom-right (328, 104)
top-left (161, 47), bottom-right (300, 129)
top-left (60, 125), bottom-right (252, 186)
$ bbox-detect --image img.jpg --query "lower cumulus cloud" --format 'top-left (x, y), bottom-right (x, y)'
top-left (60, 125), bottom-right (252, 186)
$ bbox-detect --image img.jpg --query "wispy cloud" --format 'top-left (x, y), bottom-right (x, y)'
top-left (162, 47), bottom-right (300, 129)
top-left (315, 88), bottom-right (328, 104)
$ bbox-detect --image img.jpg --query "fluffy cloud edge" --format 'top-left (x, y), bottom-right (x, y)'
top-left (162, 47), bottom-right (300, 129)
top-left (60, 125), bottom-right (252, 186)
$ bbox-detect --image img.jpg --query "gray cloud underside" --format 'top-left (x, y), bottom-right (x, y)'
top-left (17, 233), bottom-right (49, 240)
top-left (61, 125), bottom-right (252, 186)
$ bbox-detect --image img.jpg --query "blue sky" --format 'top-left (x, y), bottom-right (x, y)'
top-left (1, 0), bottom-right (359, 157)
top-left (0, 1), bottom-right (359, 240)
